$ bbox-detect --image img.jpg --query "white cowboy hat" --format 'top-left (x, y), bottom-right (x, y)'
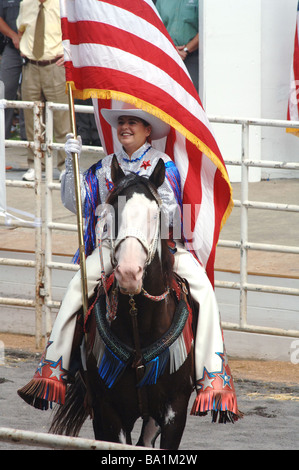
top-left (101, 107), bottom-right (170, 140)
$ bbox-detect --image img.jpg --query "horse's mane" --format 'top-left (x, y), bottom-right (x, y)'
top-left (107, 172), bottom-right (174, 286)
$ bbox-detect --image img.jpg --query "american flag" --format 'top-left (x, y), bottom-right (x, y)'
top-left (287, 1), bottom-right (299, 136)
top-left (60, 0), bottom-right (233, 286)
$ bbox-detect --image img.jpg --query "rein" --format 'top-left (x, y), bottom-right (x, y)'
top-left (141, 287), bottom-right (170, 302)
top-left (128, 295), bottom-right (147, 418)
top-left (96, 271), bottom-right (170, 323)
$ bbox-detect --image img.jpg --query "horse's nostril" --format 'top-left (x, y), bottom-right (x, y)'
top-left (115, 264), bottom-right (143, 281)
top-left (136, 265), bottom-right (143, 276)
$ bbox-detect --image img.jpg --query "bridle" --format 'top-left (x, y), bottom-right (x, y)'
top-left (112, 212), bottom-right (160, 269)
top-left (96, 181), bottom-right (169, 320)
top-left (111, 181), bottom-right (163, 269)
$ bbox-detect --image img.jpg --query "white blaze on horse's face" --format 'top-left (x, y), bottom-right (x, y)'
top-left (114, 192), bottom-right (160, 295)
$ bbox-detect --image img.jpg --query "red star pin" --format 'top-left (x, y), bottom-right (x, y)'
top-left (140, 160), bottom-right (151, 170)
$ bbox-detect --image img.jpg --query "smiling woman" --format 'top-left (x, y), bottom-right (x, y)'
top-left (117, 116), bottom-right (152, 157)
top-left (101, 107), bottom-right (171, 142)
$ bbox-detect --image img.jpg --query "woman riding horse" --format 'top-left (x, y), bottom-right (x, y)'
top-left (18, 106), bottom-right (240, 422)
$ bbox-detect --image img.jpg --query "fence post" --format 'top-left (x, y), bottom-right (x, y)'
top-left (44, 102), bottom-right (54, 340)
top-left (33, 102), bottom-right (45, 349)
top-left (240, 122), bottom-right (249, 329)
top-left (0, 91), bottom-right (6, 217)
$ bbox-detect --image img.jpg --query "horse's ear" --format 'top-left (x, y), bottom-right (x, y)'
top-left (149, 158), bottom-right (165, 189)
top-left (111, 154), bottom-right (125, 183)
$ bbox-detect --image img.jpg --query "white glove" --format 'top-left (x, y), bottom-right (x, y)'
top-left (65, 133), bottom-right (82, 159)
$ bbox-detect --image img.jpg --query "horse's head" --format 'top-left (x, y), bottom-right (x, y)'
top-left (107, 155), bottom-right (165, 295)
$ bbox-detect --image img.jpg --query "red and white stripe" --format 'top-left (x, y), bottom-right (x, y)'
top-left (60, 0), bottom-right (233, 286)
top-left (287, 2), bottom-right (299, 135)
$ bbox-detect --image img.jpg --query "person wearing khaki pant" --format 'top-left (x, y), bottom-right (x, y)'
top-left (21, 60), bottom-right (70, 174)
top-left (17, 0), bottom-right (70, 181)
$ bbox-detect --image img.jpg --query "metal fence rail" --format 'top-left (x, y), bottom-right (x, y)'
top-left (0, 426), bottom-right (150, 450)
top-left (208, 116), bottom-right (299, 338)
top-left (45, 104), bottom-right (299, 338)
top-left (0, 99), bottom-right (298, 345)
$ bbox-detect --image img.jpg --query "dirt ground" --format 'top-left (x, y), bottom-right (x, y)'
top-left (1, 331), bottom-right (299, 450)
top-left (1, 332), bottom-right (299, 386)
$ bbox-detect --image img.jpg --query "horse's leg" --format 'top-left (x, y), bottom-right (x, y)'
top-left (136, 417), bottom-right (161, 447)
top-left (93, 400), bottom-right (132, 444)
top-left (159, 397), bottom-right (190, 450)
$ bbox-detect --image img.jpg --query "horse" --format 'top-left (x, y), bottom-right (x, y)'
top-left (50, 155), bottom-right (195, 450)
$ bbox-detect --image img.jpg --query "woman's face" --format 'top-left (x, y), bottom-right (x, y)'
top-left (117, 115), bottom-right (151, 156)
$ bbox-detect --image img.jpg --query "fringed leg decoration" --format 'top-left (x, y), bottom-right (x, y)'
top-left (172, 243), bottom-right (242, 423)
top-left (18, 345), bottom-right (67, 410)
top-left (17, 376), bottom-right (66, 411)
top-left (190, 352), bottom-right (242, 423)
top-left (191, 389), bottom-right (241, 423)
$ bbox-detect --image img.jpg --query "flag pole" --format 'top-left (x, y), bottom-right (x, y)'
top-left (67, 83), bottom-right (89, 319)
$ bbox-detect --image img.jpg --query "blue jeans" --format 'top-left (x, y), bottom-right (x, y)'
top-left (0, 44), bottom-right (26, 140)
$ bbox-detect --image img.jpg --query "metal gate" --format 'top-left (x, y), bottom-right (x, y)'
top-left (0, 100), bottom-right (44, 347)
top-left (210, 115), bottom-right (299, 338)
top-left (1, 99), bottom-right (299, 347)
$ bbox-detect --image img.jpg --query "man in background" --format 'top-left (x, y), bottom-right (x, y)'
top-left (0, 0), bottom-right (26, 141)
top-left (154, 0), bottom-right (199, 92)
